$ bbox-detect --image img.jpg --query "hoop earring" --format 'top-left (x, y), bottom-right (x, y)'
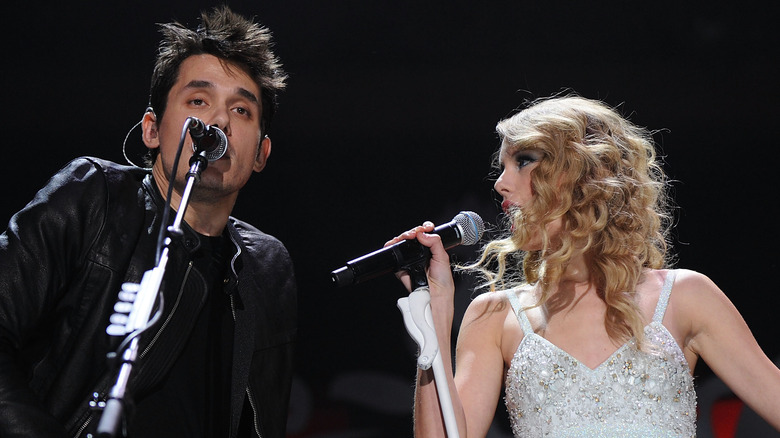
top-left (122, 107), bottom-right (155, 169)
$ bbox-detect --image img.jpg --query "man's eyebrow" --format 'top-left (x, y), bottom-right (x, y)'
top-left (183, 80), bottom-right (213, 90)
top-left (237, 87), bottom-right (259, 104)
top-left (183, 80), bottom-right (258, 105)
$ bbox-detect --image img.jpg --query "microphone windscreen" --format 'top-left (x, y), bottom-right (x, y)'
top-left (453, 211), bottom-right (484, 246)
top-left (200, 127), bottom-right (228, 162)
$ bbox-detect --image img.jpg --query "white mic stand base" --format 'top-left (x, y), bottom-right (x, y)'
top-left (398, 286), bottom-right (460, 438)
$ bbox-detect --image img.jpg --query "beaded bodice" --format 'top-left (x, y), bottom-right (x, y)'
top-left (504, 271), bottom-right (696, 437)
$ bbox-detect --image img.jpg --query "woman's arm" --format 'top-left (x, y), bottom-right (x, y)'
top-left (675, 269), bottom-right (780, 430)
top-left (389, 223), bottom-right (508, 438)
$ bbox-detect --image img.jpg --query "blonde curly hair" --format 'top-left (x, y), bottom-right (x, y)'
top-left (466, 95), bottom-right (672, 347)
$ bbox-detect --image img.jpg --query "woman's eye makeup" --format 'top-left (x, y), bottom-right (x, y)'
top-left (514, 152), bottom-right (539, 168)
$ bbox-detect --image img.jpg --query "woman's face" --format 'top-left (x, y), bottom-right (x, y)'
top-left (494, 145), bottom-right (541, 211)
top-left (494, 144), bottom-right (562, 250)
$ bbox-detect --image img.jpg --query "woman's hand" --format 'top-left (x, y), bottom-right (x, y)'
top-left (384, 221), bottom-right (456, 297)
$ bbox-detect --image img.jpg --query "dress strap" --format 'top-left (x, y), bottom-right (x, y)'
top-left (652, 270), bottom-right (677, 323)
top-left (505, 289), bottom-right (534, 336)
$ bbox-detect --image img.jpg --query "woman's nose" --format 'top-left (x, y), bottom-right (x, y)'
top-left (494, 171), bottom-right (507, 194)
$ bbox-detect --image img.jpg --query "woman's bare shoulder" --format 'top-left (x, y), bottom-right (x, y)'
top-left (466, 285), bottom-right (536, 316)
top-left (462, 288), bottom-right (529, 364)
top-left (465, 289), bottom-right (512, 321)
top-left (641, 268), bottom-right (719, 299)
top-left (660, 268), bottom-right (731, 336)
top-left (663, 268), bottom-right (724, 309)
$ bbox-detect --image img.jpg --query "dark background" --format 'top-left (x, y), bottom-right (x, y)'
top-left (4, 1), bottom-right (778, 436)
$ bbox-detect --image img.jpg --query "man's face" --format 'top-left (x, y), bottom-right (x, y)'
top-left (144, 53), bottom-right (270, 202)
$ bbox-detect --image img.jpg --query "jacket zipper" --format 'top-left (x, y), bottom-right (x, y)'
top-left (72, 410), bottom-right (93, 438)
top-left (226, 292), bottom-right (261, 438)
top-left (79, 234), bottom-right (244, 437)
top-left (72, 263), bottom-right (193, 437)
top-left (229, 233), bottom-right (241, 279)
top-left (140, 262), bottom-right (193, 359)
top-left (226, 235), bottom-right (263, 437)
top-left (245, 385), bottom-right (263, 438)
top-left (72, 389), bottom-right (109, 437)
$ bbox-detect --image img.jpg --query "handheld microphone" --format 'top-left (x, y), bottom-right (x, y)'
top-left (188, 117), bottom-right (228, 162)
top-left (331, 211), bottom-right (484, 287)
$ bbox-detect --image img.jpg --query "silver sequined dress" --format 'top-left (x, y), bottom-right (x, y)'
top-left (504, 270), bottom-right (697, 437)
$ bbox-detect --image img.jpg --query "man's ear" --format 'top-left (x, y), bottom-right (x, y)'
top-left (141, 110), bottom-right (160, 149)
top-left (254, 136), bottom-right (272, 172)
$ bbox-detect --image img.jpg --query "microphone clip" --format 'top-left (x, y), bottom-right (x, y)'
top-left (400, 254), bottom-right (430, 290)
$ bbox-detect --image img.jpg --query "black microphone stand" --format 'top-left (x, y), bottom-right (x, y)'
top-left (95, 150), bottom-right (210, 438)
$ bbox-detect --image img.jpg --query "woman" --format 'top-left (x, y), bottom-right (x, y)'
top-left (388, 95), bottom-right (780, 437)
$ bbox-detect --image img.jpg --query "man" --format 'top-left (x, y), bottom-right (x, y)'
top-left (0, 6), bottom-right (296, 437)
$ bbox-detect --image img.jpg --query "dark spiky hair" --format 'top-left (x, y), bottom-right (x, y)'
top-left (147, 5), bottom-right (286, 147)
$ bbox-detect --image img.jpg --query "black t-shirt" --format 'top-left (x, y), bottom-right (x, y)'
top-left (128, 232), bottom-right (234, 437)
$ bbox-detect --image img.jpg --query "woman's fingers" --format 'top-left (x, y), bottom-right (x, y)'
top-left (385, 221), bottom-right (437, 292)
top-left (384, 222), bottom-right (435, 248)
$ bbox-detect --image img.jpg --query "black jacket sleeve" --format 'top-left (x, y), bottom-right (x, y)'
top-left (0, 158), bottom-right (110, 437)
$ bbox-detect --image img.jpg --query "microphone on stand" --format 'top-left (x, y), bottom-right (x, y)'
top-left (188, 117), bottom-right (228, 161)
top-left (331, 211), bottom-right (484, 287)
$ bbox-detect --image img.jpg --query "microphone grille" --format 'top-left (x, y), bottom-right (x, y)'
top-left (191, 126), bottom-right (228, 162)
top-left (205, 128), bottom-right (228, 162)
top-left (454, 211), bottom-right (484, 246)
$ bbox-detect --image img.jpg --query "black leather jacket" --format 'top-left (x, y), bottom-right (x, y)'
top-left (0, 157), bottom-right (297, 438)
